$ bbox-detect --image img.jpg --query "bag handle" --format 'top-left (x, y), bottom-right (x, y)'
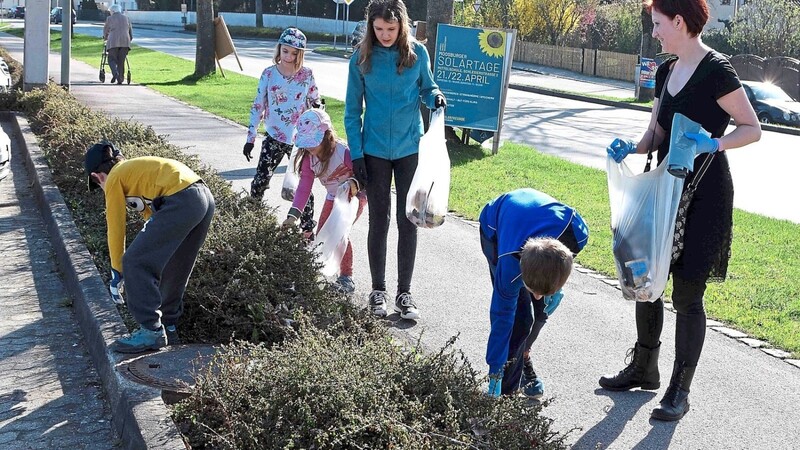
top-left (644, 61), bottom-right (674, 173)
top-left (685, 153), bottom-right (715, 193)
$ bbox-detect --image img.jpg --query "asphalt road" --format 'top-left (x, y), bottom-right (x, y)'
top-left (3, 25), bottom-right (799, 449)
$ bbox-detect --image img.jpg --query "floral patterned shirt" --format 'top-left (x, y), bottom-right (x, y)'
top-left (247, 65), bottom-right (319, 145)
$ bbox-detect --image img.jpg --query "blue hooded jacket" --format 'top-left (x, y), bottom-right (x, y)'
top-left (479, 189), bottom-right (590, 374)
top-left (345, 41), bottom-right (441, 161)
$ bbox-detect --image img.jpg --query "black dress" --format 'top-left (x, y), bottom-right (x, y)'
top-left (654, 51), bottom-right (740, 283)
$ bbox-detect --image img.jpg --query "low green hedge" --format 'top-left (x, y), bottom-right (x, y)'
top-left (7, 71), bottom-right (567, 448)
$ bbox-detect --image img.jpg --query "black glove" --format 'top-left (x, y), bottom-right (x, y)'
top-left (351, 158), bottom-right (368, 189)
top-left (434, 94), bottom-right (447, 110)
top-left (243, 142), bottom-right (254, 162)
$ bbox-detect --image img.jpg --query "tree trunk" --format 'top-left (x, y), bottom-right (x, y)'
top-left (424, 0), bottom-right (454, 58)
top-left (255, 0), bottom-right (263, 28)
top-left (424, 0), bottom-right (454, 133)
top-left (637, 7), bottom-right (658, 102)
top-left (195, 0), bottom-right (216, 78)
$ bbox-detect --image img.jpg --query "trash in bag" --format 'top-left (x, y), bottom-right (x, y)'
top-left (406, 108), bottom-right (450, 228)
top-left (667, 113), bottom-right (710, 178)
top-left (314, 182), bottom-right (359, 277)
top-left (281, 146), bottom-right (301, 201)
top-left (607, 156), bottom-right (684, 301)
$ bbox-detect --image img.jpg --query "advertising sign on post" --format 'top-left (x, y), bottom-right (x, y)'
top-left (434, 24), bottom-right (515, 154)
top-left (639, 57), bottom-right (657, 89)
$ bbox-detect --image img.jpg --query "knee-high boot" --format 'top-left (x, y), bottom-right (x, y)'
top-left (599, 342), bottom-right (660, 391)
top-left (651, 360), bottom-right (696, 421)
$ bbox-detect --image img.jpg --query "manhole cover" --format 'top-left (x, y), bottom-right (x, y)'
top-left (120, 344), bottom-right (217, 394)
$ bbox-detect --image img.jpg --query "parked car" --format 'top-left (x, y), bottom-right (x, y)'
top-left (11, 6), bottom-right (24, 19)
top-left (741, 80), bottom-right (800, 128)
top-left (350, 20), bottom-right (367, 48)
top-left (50, 7), bottom-right (76, 25)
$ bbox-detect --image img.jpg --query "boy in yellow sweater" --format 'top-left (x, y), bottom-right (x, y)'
top-left (85, 143), bottom-right (215, 353)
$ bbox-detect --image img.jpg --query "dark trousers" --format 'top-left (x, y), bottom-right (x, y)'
top-left (636, 276), bottom-right (708, 366)
top-left (479, 227), bottom-right (548, 394)
top-left (108, 47), bottom-right (129, 82)
top-left (252, 135), bottom-right (315, 233)
top-left (124, 183), bottom-right (215, 331)
top-left (364, 153), bottom-right (418, 294)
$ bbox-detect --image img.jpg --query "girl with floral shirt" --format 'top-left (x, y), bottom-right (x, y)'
top-left (243, 27), bottom-right (320, 237)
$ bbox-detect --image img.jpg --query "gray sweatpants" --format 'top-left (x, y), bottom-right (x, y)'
top-left (123, 182), bottom-right (215, 331)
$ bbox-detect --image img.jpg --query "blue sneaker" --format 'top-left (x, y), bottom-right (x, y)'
top-left (113, 327), bottom-right (167, 354)
top-left (521, 361), bottom-right (545, 399)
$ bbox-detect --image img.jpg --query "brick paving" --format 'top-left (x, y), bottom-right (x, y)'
top-left (0, 124), bottom-right (117, 449)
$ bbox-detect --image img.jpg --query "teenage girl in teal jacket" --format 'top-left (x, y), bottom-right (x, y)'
top-left (345, 0), bottom-right (445, 321)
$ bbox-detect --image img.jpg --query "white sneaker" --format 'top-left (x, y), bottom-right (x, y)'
top-left (394, 292), bottom-right (420, 320)
top-left (368, 290), bottom-right (388, 317)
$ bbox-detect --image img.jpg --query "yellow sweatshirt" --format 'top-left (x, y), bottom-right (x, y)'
top-left (104, 157), bottom-right (201, 272)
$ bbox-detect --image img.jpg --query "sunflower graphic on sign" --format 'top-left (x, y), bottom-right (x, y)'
top-left (478, 30), bottom-right (505, 58)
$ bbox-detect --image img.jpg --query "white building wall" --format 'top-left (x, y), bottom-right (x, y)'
top-left (124, 11), bottom-right (360, 35)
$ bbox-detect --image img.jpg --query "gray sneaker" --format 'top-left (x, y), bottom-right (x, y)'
top-left (334, 275), bottom-right (355, 294)
top-left (368, 290), bottom-right (388, 317)
top-left (394, 292), bottom-right (420, 320)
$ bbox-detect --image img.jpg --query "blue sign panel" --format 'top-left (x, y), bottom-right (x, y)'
top-left (434, 24), bottom-right (509, 132)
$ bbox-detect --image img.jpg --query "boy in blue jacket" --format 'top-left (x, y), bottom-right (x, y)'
top-left (480, 188), bottom-right (589, 398)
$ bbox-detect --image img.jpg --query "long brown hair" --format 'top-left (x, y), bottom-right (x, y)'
top-left (294, 130), bottom-right (338, 175)
top-left (357, 0), bottom-right (417, 74)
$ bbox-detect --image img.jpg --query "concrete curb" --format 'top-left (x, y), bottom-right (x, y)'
top-left (4, 111), bottom-right (186, 450)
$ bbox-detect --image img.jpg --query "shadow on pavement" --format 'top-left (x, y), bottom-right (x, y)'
top-left (571, 388), bottom-right (660, 449)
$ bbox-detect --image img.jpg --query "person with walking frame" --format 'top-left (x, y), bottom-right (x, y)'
top-left (103, 4), bottom-right (132, 85)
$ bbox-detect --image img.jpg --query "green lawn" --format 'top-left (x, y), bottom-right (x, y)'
top-left (18, 30), bottom-right (800, 356)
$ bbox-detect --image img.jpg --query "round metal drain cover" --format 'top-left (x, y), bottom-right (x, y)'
top-left (120, 344), bottom-right (217, 394)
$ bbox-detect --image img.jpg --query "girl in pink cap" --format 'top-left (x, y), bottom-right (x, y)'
top-left (283, 109), bottom-right (367, 293)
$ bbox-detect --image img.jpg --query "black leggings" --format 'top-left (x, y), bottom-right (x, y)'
top-left (636, 276), bottom-right (708, 366)
top-left (364, 153), bottom-right (418, 294)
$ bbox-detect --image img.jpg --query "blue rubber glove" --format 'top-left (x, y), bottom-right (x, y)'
top-left (606, 138), bottom-right (637, 163)
top-left (110, 269), bottom-right (124, 305)
top-left (684, 132), bottom-right (719, 155)
top-left (544, 288), bottom-right (564, 316)
top-left (487, 370), bottom-right (503, 397)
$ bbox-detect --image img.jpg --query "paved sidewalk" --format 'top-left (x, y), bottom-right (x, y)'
top-left (0, 122), bottom-right (117, 448)
top-left (1, 32), bottom-right (799, 449)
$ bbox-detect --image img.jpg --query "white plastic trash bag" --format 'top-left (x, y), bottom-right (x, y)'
top-left (281, 146), bottom-right (301, 201)
top-left (607, 156), bottom-right (684, 301)
top-left (406, 108), bottom-right (450, 228)
top-left (314, 183), bottom-right (359, 277)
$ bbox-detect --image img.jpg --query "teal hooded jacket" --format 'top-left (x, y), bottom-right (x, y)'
top-left (345, 41), bottom-right (442, 161)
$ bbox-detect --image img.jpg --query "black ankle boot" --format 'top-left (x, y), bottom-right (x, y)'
top-left (652, 361), bottom-right (696, 421)
top-left (599, 342), bottom-right (660, 391)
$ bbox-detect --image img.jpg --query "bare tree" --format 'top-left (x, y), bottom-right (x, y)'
top-left (729, 0), bottom-right (800, 58)
top-left (195, 0), bottom-right (215, 77)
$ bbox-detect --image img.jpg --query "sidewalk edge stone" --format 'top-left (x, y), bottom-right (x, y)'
top-left (5, 111), bottom-right (185, 450)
